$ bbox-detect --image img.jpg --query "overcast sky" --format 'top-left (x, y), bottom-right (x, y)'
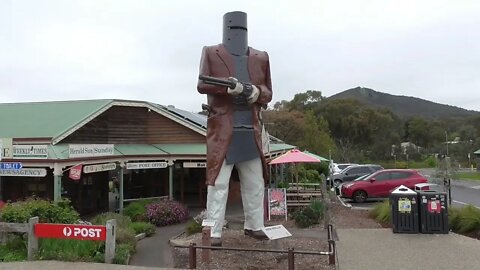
top-left (1, 0), bottom-right (479, 112)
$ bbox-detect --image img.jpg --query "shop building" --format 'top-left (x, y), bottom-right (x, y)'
top-left (0, 99), bottom-right (293, 215)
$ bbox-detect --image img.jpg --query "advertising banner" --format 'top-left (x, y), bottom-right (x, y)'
top-left (267, 188), bottom-right (287, 220)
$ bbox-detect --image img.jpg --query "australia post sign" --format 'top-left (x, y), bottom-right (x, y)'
top-left (35, 223), bottom-right (107, 241)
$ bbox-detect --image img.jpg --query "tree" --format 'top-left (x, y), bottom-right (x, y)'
top-left (297, 110), bottom-right (336, 157)
top-left (263, 110), bottom-right (306, 146)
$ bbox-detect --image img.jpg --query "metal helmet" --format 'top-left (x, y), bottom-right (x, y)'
top-left (222, 11), bottom-right (248, 56)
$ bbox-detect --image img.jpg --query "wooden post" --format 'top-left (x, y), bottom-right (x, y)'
top-left (201, 227), bottom-right (211, 264)
top-left (105, 219), bottom-right (116, 263)
top-left (27, 217), bottom-right (39, 261)
top-left (189, 243), bottom-right (197, 269)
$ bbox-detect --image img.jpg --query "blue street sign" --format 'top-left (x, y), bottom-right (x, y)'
top-left (0, 162), bottom-right (23, 170)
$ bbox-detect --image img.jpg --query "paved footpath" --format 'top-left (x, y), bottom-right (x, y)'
top-left (0, 261), bottom-right (170, 270)
top-left (129, 222), bottom-right (186, 268)
top-left (336, 228), bottom-right (480, 270)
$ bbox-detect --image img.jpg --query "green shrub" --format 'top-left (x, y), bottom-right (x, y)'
top-left (113, 243), bottom-right (135, 265)
top-left (291, 200), bottom-right (324, 228)
top-left (37, 238), bottom-right (103, 262)
top-left (309, 200), bottom-right (324, 217)
top-left (90, 212), bottom-right (136, 257)
top-left (370, 201), bottom-right (391, 225)
top-left (130, 222), bottom-right (156, 236)
top-left (90, 212), bottom-right (132, 228)
top-left (277, 181), bottom-right (289, 189)
top-left (0, 198), bottom-right (79, 224)
top-left (448, 207), bottom-right (462, 231)
top-left (123, 202), bottom-right (147, 222)
top-left (0, 235), bottom-right (27, 262)
top-left (116, 227), bottom-right (137, 248)
top-left (455, 205), bottom-right (480, 234)
top-left (424, 156), bottom-right (437, 167)
top-left (185, 219), bottom-right (202, 236)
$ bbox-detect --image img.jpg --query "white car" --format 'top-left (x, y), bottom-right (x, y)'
top-left (330, 163), bottom-right (358, 174)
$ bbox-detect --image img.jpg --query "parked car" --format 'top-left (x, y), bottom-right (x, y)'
top-left (340, 169), bottom-right (428, 203)
top-left (327, 164), bottom-right (383, 187)
top-left (329, 163), bottom-right (358, 174)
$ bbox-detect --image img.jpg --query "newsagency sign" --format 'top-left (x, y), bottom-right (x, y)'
top-left (12, 145), bottom-right (48, 159)
top-left (69, 144), bottom-right (115, 158)
top-left (0, 168), bottom-right (47, 177)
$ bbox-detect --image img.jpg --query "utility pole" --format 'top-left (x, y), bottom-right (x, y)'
top-left (445, 130), bottom-right (449, 157)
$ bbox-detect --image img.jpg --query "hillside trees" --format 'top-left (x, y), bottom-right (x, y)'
top-left (314, 99), bottom-right (402, 161)
top-left (265, 90), bottom-right (479, 165)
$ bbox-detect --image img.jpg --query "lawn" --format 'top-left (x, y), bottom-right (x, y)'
top-left (456, 171), bottom-right (480, 181)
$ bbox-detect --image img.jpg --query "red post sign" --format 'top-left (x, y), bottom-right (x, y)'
top-left (34, 223), bottom-right (107, 241)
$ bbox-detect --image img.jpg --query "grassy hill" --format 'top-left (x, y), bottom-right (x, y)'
top-left (328, 87), bottom-right (480, 119)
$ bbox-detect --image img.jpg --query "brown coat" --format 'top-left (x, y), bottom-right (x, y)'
top-left (197, 44), bottom-right (273, 186)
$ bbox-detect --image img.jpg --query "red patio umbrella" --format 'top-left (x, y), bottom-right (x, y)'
top-left (269, 149), bottom-right (321, 187)
top-left (269, 149), bottom-right (321, 165)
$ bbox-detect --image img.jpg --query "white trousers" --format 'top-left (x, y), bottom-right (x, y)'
top-left (206, 157), bottom-right (265, 238)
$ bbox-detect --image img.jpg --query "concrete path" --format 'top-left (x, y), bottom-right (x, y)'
top-left (0, 261), bottom-right (174, 270)
top-left (336, 228), bottom-right (480, 270)
top-left (129, 222), bottom-right (186, 268)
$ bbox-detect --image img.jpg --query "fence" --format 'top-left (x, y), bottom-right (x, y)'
top-left (0, 216), bottom-right (38, 260)
top-left (172, 224), bottom-right (336, 270)
top-left (0, 217), bottom-right (116, 263)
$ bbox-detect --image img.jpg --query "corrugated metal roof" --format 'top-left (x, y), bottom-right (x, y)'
top-left (115, 144), bottom-right (169, 156)
top-left (475, 149), bottom-right (480, 155)
top-left (155, 143), bottom-right (206, 155)
top-left (269, 143), bottom-right (296, 153)
top-left (0, 99), bottom-right (113, 139)
top-left (152, 104), bottom-right (207, 129)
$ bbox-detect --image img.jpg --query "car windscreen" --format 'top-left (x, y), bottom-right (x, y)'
top-left (354, 173), bottom-right (372, 181)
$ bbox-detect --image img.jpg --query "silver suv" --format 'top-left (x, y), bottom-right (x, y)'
top-left (327, 164), bottom-right (383, 187)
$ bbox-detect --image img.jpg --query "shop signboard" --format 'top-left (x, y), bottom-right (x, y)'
top-left (0, 168), bottom-right (47, 177)
top-left (12, 145), bottom-right (48, 159)
top-left (69, 144), bottom-right (115, 158)
top-left (35, 223), bottom-right (106, 240)
top-left (0, 138), bottom-right (13, 160)
top-left (126, 162), bottom-right (168, 170)
top-left (183, 162), bottom-right (207, 168)
top-left (83, 163), bottom-right (116, 174)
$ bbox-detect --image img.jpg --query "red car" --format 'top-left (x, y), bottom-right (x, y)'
top-left (340, 169), bottom-right (428, 203)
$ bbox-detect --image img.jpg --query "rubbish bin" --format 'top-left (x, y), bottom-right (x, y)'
top-left (417, 190), bottom-right (449, 234)
top-left (389, 185), bottom-right (419, 234)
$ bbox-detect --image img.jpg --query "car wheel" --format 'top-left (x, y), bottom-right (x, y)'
top-left (334, 180), bottom-right (342, 187)
top-left (353, 190), bottom-right (367, 203)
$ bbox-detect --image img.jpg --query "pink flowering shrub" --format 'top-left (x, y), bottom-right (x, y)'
top-left (146, 200), bottom-right (189, 226)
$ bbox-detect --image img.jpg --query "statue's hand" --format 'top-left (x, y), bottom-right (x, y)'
top-left (247, 85), bottom-right (260, 104)
top-left (227, 77), bottom-right (243, 95)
